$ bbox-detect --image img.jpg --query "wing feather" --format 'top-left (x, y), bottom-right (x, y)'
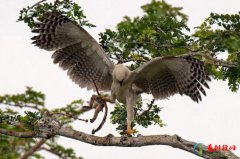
top-left (31, 12), bottom-right (113, 91)
top-left (132, 56), bottom-right (210, 102)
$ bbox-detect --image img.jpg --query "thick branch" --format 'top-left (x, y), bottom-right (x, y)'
top-left (20, 139), bottom-right (46, 159)
top-left (57, 127), bottom-right (239, 159)
top-left (1, 126), bottom-right (239, 159)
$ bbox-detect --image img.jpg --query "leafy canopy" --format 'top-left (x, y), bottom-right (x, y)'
top-left (1, 0), bottom-right (240, 158)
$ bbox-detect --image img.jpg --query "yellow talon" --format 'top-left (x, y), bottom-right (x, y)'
top-left (124, 126), bottom-right (136, 135)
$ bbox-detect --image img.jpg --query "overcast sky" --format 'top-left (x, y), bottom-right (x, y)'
top-left (0, 0), bottom-right (240, 159)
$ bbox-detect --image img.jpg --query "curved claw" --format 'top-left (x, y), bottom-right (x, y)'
top-left (124, 127), bottom-right (136, 135)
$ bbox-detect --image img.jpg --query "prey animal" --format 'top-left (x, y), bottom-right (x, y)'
top-left (31, 12), bottom-right (210, 134)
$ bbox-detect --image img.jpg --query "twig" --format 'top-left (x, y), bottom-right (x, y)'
top-left (140, 99), bottom-right (155, 116)
top-left (20, 139), bottom-right (47, 159)
top-left (29, 0), bottom-right (46, 9)
top-left (203, 53), bottom-right (238, 67)
top-left (110, 56), bottom-right (133, 64)
top-left (54, 112), bottom-right (88, 122)
top-left (154, 26), bottom-right (167, 35)
top-left (41, 147), bottom-right (63, 158)
top-left (53, 0), bottom-right (60, 10)
top-left (53, 0), bottom-right (59, 7)
top-left (178, 50), bottom-right (238, 68)
top-left (1, 103), bottom-right (42, 111)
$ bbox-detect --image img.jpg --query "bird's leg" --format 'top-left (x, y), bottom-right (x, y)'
top-left (124, 99), bottom-right (136, 135)
top-left (124, 122), bottom-right (136, 135)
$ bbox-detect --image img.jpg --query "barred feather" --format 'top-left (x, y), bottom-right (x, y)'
top-left (31, 12), bottom-right (114, 91)
top-left (133, 56), bottom-right (211, 103)
top-left (31, 12), bottom-right (210, 103)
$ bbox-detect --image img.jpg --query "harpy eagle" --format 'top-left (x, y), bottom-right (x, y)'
top-left (31, 12), bottom-right (210, 134)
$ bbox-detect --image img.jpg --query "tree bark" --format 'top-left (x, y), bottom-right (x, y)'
top-left (0, 127), bottom-right (239, 159)
top-left (20, 139), bottom-right (46, 159)
top-left (0, 128), bottom-right (35, 138)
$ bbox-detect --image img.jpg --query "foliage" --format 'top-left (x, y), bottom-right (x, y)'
top-left (193, 13), bottom-right (240, 91)
top-left (51, 99), bottom-right (84, 124)
top-left (45, 141), bottom-right (83, 159)
top-left (17, 0), bottom-right (168, 135)
top-left (17, 0), bottom-right (95, 29)
top-left (99, 0), bottom-right (240, 131)
top-left (0, 109), bottom-right (37, 159)
top-left (111, 98), bottom-right (165, 135)
top-left (134, 100), bottom-right (165, 128)
top-left (99, 1), bottom-right (240, 91)
top-left (0, 87), bottom-right (84, 159)
top-left (1, 0), bottom-right (240, 158)
top-left (0, 111), bottom-right (41, 130)
top-left (0, 87), bottom-right (45, 108)
top-left (99, 0), bottom-right (190, 67)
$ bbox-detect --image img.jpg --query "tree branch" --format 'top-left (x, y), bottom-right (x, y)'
top-left (0, 103), bottom-right (42, 111)
top-left (57, 127), bottom-right (239, 159)
top-left (41, 147), bottom-right (63, 158)
top-left (140, 99), bottom-right (155, 116)
top-left (54, 112), bottom-right (88, 122)
top-left (29, 0), bottom-right (46, 9)
top-left (0, 128), bottom-right (35, 138)
top-left (203, 53), bottom-right (238, 68)
top-left (1, 122), bottom-right (239, 159)
top-left (20, 139), bottom-right (46, 159)
top-left (180, 50), bottom-right (238, 68)
top-left (53, 0), bottom-right (59, 7)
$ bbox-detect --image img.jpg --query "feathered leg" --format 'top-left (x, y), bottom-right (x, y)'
top-left (124, 93), bottom-right (136, 135)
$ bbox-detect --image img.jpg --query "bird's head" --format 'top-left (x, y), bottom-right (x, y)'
top-left (112, 64), bottom-right (131, 86)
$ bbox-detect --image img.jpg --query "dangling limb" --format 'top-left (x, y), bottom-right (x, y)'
top-left (92, 104), bottom-right (108, 134)
top-left (90, 102), bottom-right (104, 123)
top-left (81, 95), bottom-right (98, 111)
top-left (98, 94), bottom-right (115, 103)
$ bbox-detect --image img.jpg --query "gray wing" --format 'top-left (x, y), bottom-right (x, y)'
top-left (31, 12), bottom-right (113, 91)
top-left (132, 56), bottom-right (211, 102)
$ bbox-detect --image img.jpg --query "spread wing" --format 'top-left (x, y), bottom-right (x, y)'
top-left (132, 56), bottom-right (211, 102)
top-left (31, 12), bottom-right (113, 91)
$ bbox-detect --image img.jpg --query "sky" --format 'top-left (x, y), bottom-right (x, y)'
top-left (0, 0), bottom-right (240, 159)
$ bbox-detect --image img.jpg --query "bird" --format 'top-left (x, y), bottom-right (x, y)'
top-left (31, 12), bottom-right (211, 135)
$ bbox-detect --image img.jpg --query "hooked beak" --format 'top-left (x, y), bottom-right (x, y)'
top-left (119, 80), bottom-right (123, 86)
